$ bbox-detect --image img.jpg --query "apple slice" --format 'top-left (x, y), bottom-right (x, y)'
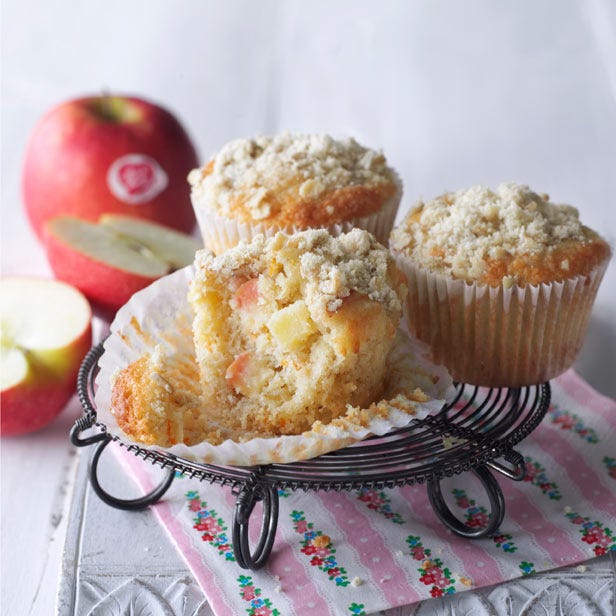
top-left (44, 215), bottom-right (201, 312)
top-left (99, 214), bottom-right (198, 269)
top-left (0, 277), bottom-right (92, 436)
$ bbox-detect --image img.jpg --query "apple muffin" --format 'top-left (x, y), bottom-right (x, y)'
top-left (390, 182), bottom-right (611, 387)
top-left (188, 133), bottom-right (401, 253)
top-left (188, 228), bottom-right (407, 435)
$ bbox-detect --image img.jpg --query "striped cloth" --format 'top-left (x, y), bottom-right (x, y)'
top-left (113, 369), bottom-right (616, 616)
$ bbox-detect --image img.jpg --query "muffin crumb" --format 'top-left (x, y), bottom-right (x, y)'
top-left (351, 576), bottom-right (363, 587)
top-left (576, 564), bottom-right (587, 573)
top-left (313, 534), bottom-right (331, 548)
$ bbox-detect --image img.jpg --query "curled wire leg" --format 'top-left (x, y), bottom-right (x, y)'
top-left (487, 448), bottom-right (526, 481)
top-left (427, 465), bottom-right (505, 538)
top-left (70, 415), bottom-right (107, 447)
top-left (89, 437), bottom-right (175, 511)
top-left (233, 483), bottom-right (279, 570)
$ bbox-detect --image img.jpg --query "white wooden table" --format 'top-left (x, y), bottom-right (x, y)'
top-left (2, 2), bottom-right (615, 614)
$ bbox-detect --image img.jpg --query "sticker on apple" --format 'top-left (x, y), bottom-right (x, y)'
top-left (107, 153), bottom-right (169, 205)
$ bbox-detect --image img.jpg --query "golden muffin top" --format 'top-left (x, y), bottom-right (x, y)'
top-left (188, 133), bottom-right (400, 226)
top-left (390, 182), bottom-right (611, 286)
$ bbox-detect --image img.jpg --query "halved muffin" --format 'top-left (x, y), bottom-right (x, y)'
top-left (188, 228), bottom-right (407, 434)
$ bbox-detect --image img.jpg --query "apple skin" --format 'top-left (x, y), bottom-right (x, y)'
top-left (0, 278), bottom-right (93, 437)
top-left (43, 215), bottom-right (200, 313)
top-left (1, 336), bottom-right (91, 436)
top-left (22, 95), bottom-right (199, 239)
top-left (44, 225), bottom-right (161, 313)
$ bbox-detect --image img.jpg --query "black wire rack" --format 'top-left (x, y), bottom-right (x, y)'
top-left (70, 342), bottom-right (551, 570)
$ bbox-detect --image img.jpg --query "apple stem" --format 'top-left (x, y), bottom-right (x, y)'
top-left (93, 90), bottom-right (123, 123)
top-left (100, 93), bottom-right (114, 121)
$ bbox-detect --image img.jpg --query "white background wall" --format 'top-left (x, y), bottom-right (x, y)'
top-left (1, 3), bottom-right (615, 613)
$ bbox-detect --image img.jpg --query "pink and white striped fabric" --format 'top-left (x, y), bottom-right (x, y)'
top-left (113, 369), bottom-right (616, 616)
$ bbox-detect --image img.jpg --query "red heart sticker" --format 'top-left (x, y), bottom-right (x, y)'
top-left (118, 162), bottom-right (155, 196)
top-left (107, 154), bottom-right (169, 205)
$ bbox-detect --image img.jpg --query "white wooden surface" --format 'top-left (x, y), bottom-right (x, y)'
top-left (1, 1), bottom-right (615, 614)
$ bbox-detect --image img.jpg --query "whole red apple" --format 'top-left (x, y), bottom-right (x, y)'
top-left (22, 95), bottom-right (199, 239)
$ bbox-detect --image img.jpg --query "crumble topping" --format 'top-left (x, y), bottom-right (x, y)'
top-left (188, 133), bottom-right (396, 220)
top-left (390, 182), bottom-right (591, 282)
top-left (193, 228), bottom-right (405, 315)
top-left (298, 228), bottom-right (403, 313)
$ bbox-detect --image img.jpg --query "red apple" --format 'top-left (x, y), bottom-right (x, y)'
top-left (44, 214), bottom-right (201, 312)
top-left (22, 94), bottom-right (199, 239)
top-left (0, 278), bottom-right (92, 436)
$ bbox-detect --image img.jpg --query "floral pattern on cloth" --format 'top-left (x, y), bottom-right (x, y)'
top-left (451, 488), bottom-right (517, 553)
top-left (186, 491), bottom-right (235, 562)
top-left (237, 575), bottom-right (280, 616)
top-left (348, 603), bottom-right (367, 615)
top-left (491, 532), bottom-right (517, 553)
top-left (548, 404), bottom-right (599, 443)
top-left (565, 511), bottom-right (616, 557)
top-left (406, 535), bottom-right (457, 598)
top-left (522, 456), bottom-right (562, 500)
top-left (519, 561), bottom-right (537, 576)
top-left (356, 488), bottom-right (405, 524)
top-left (291, 510), bottom-right (350, 587)
top-left (603, 456), bottom-right (616, 480)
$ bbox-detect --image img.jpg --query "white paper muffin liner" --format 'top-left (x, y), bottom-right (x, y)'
top-left (392, 250), bottom-right (610, 387)
top-left (193, 179), bottom-right (401, 254)
top-left (94, 266), bottom-right (453, 466)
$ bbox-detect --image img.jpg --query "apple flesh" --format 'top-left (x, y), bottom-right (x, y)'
top-left (44, 215), bottom-right (201, 311)
top-left (22, 95), bottom-right (199, 239)
top-left (0, 278), bottom-right (92, 436)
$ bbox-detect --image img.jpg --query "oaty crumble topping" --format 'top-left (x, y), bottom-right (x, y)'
top-left (390, 182), bottom-right (589, 281)
top-left (189, 133), bottom-right (396, 220)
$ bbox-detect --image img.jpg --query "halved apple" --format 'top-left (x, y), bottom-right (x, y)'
top-left (44, 215), bottom-right (201, 312)
top-left (0, 277), bottom-right (92, 436)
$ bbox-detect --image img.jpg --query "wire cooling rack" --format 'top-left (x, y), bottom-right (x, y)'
top-left (70, 342), bottom-right (551, 570)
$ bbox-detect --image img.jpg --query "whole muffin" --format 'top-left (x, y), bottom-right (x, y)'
top-left (188, 228), bottom-right (407, 435)
top-left (390, 183), bottom-right (611, 387)
top-left (188, 133), bottom-right (401, 253)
